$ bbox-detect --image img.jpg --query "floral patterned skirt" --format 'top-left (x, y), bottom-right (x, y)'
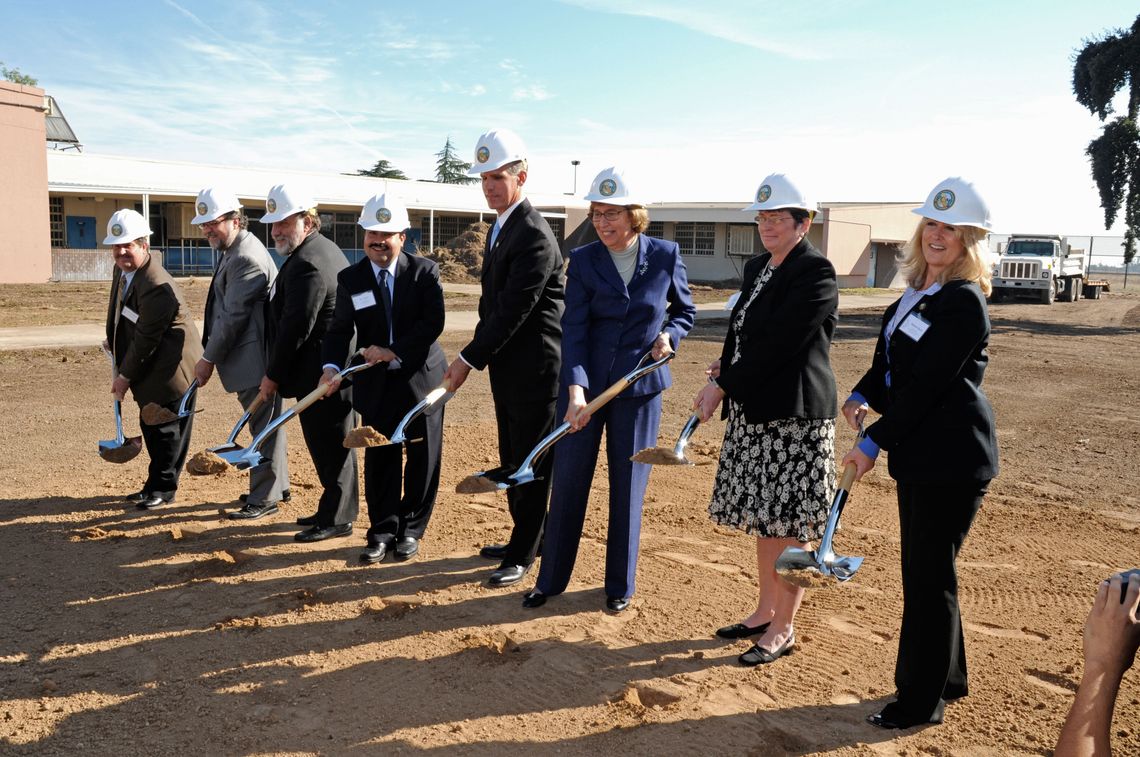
top-left (708, 402), bottom-right (836, 541)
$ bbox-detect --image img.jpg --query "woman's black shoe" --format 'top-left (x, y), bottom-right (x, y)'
top-left (738, 634), bottom-right (794, 666)
top-left (715, 621), bottom-right (771, 639)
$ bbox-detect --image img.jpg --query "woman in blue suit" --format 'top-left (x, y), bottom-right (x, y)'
top-left (523, 167), bottom-right (695, 612)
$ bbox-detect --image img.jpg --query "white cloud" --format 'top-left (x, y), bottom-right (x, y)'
top-left (512, 84), bottom-right (552, 101)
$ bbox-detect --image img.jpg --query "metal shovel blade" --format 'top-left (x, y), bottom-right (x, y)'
top-left (98, 400), bottom-right (143, 463)
top-left (773, 462), bottom-right (864, 588)
top-left (631, 412), bottom-right (701, 466)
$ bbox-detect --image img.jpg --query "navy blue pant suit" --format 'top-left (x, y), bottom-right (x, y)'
top-left (535, 234), bottom-right (695, 601)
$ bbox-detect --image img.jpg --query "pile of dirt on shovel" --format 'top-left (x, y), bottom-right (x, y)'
top-left (423, 221), bottom-right (488, 281)
top-left (140, 403), bottom-right (178, 425)
top-left (187, 450), bottom-right (230, 475)
top-left (343, 426), bottom-right (389, 448)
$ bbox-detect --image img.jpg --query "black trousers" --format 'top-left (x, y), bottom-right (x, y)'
top-left (494, 394), bottom-right (556, 567)
top-left (137, 393), bottom-right (196, 498)
top-left (298, 386), bottom-right (359, 528)
top-left (889, 479), bottom-right (987, 723)
top-left (362, 376), bottom-right (443, 544)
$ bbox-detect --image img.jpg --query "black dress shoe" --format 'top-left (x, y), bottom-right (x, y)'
top-left (241, 489), bottom-right (290, 504)
top-left (294, 523), bottom-right (352, 543)
top-left (715, 621), bottom-right (771, 640)
top-left (394, 536), bottom-right (419, 560)
top-left (606, 596), bottom-right (630, 613)
top-left (479, 543), bottom-right (508, 560)
top-left (488, 564), bottom-right (528, 587)
top-left (229, 501), bottom-right (279, 520)
top-left (137, 495), bottom-right (173, 510)
top-left (124, 490), bottom-right (149, 503)
top-left (360, 541), bottom-right (392, 564)
top-left (738, 634), bottom-right (795, 666)
top-left (866, 710), bottom-right (938, 730)
top-left (296, 513), bottom-right (319, 526)
top-left (522, 591), bottom-right (547, 608)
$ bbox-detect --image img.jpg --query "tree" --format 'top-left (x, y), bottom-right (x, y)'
top-left (354, 159), bottom-right (408, 179)
top-left (0, 61), bottom-right (37, 86)
top-left (1073, 13), bottom-right (1140, 263)
top-left (434, 136), bottom-right (476, 185)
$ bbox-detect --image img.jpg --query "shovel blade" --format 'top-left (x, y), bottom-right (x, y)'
top-left (629, 447), bottom-right (692, 465)
top-left (827, 556), bottom-right (864, 581)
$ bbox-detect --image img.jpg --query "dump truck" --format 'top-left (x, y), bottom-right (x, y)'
top-left (990, 234), bottom-right (1109, 304)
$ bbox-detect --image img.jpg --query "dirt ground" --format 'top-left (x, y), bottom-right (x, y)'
top-left (0, 291), bottom-right (1138, 755)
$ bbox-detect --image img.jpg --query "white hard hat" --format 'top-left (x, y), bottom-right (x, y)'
top-left (358, 193), bottom-right (410, 232)
top-left (912, 177), bottom-right (993, 230)
top-left (743, 173), bottom-right (815, 213)
top-left (103, 209), bottom-right (152, 245)
top-left (466, 128), bottom-right (527, 175)
top-left (260, 184), bottom-right (317, 224)
top-left (191, 187), bottom-right (242, 225)
top-left (584, 166), bottom-right (643, 207)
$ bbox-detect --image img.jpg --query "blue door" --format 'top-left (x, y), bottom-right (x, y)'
top-left (66, 216), bottom-right (97, 249)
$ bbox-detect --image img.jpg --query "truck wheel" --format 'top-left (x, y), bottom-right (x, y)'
top-left (1072, 279), bottom-right (1082, 301)
top-left (1040, 280), bottom-right (1055, 305)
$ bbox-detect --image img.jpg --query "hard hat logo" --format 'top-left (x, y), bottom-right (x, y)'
top-left (933, 190), bottom-right (956, 211)
top-left (267, 198), bottom-right (277, 213)
top-left (111, 224), bottom-right (123, 237)
top-left (197, 202), bottom-right (209, 217)
top-left (757, 185), bottom-right (772, 203)
top-left (376, 208), bottom-right (392, 224)
top-left (477, 146), bottom-right (491, 164)
top-left (599, 179), bottom-right (617, 197)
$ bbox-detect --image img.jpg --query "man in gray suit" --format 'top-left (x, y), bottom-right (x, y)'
top-left (192, 187), bottom-right (291, 520)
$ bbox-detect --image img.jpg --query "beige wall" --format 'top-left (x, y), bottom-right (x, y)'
top-left (0, 82), bottom-right (50, 283)
top-left (822, 204), bottom-right (920, 287)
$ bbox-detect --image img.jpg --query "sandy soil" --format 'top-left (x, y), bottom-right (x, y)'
top-left (0, 293), bottom-right (1138, 755)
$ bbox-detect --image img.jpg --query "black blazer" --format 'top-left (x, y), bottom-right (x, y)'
top-left (717, 238), bottom-right (838, 423)
top-left (264, 232), bottom-right (348, 398)
top-left (461, 198), bottom-right (565, 402)
top-left (321, 253), bottom-right (447, 426)
top-left (854, 280), bottom-right (999, 485)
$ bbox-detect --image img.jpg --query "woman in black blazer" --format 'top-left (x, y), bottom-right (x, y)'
top-left (694, 173), bottom-right (838, 666)
top-left (841, 177), bottom-right (999, 730)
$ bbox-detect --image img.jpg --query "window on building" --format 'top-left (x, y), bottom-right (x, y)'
top-left (546, 217), bottom-right (565, 244)
top-left (646, 221), bottom-right (665, 239)
top-left (49, 197), bottom-right (64, 247)
top-left (726, 223), bottom-right (760, 257)
top-left (419, 215), bottom-right (471, 250)
top-left (674, 222), bottom-right (715, 256)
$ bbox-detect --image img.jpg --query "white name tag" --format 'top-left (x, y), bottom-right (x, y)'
top-left (899, 312), bottom-right (930, 341)
top-left (351, 291), bottom-right (377, 310)
top-left (121, 306), bottom-right (140, 324)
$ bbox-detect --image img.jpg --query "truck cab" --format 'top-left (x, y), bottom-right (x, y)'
top-left (991, 234), bottom-right (1088, 304)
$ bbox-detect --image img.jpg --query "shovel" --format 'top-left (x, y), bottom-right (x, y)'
top-left (344, 383), bottom-right (451, 448)
top-left (98, 347), bottom-right (142, 463)
top-left (629, 377), bottom-right (716, 466)
top-left (457, 352), bottom-right (674, 494)
top-left (775, 460), bottom-right (864, 589)
top-left (205, 394), bottom-right (265, 455)
top-left (214, 361), bottom-right (374, 471)
top-left (140, 380), bottom-right (201, 426)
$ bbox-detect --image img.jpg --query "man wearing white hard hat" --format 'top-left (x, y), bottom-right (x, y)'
top-left (259, 184), bottom-right (358, 542)
top-left (102, 209), bottom-right (203, 510)
top-left (442, 128), bottom-right (565, 587)
top-left (320, 193), bottom-right (447, 564)
top-left (191, 188), bottom-right (291, 520)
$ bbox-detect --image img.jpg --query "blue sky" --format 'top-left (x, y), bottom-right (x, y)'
top-left (3, 0), bottom-right (1138, 237)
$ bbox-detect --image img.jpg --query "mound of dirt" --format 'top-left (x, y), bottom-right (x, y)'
top-left (423, 221), bottom-right (489, 281)
top-left (140, 403), bottom-right (178, 425)
top-left (344, 426), bottom-right (389, 448)
top-left (186, 450), bottom-right (230, 475)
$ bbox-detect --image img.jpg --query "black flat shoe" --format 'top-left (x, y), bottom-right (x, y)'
top-left (360, 541), bottom-right (392, 564)
top-left (606, 596), bottom-right (630, 613)
top-left (394, 536), bottom-right (419, 560)
top-left (738, 634), bottom-right (795, 666)
top-left (715, 621), bottom-right (771, 640)
top-left (294, 523), bottom-right (352, 543)
top-left (866, 704), bottom-right (942, 730)
top-left (488, 564), bottom-right (528, 587)
top-left (479, 543), bottom-right (507, 560)
top-left (229, 501), bottom-right (279, 520)
top-left (522, 591), bottom-right (547, 608)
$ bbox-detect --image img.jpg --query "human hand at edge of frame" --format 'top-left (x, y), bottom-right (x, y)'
top-left (693, 381), bottom-right (725, 423)
top-left (705, 358), bottom-right (721, 380)
top-left (194, 358), bottom-right (214, 387)
top-left (443, 358), bottom-right (471, 393)
top-left (841, 446), bottom-right (875, 481)
top-left (565, 385), bottom-right (590, 432)
top-left (1083, 572), bottom-right (1140, 680)
top-left (841, 399), bottom-right (868, 431)
top-left (111, 375), bottom-right (130, 402)
top-left (258, 375), bottom-right (278, 404)
top-left (320, 368), bottom-right (342, 398)
top-left (650, 332), bottom-right (674, 361)
top-left (362, 345), bottom-right (396, 365)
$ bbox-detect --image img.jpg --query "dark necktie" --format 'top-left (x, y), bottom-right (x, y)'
top-left (378, 269), bottom-right (393, 345)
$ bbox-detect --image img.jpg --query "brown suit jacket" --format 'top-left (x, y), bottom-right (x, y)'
top-left (105, 253), bottom-right (202, 406)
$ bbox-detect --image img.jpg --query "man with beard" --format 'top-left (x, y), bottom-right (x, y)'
top-left (191, 188), bottom-right (290, 520)
top-left (320, 193), bottom-right (447, 564)
top-left (259, 185), bottom-right (358, 541)
top-left (103, 209), bottom-right (202, 510)
top-left (442, 128), bottom-right (565, 587)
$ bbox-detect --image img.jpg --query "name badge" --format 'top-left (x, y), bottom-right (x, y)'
top-left (351, 291), bottom-right (377, 310)
top-left (121, 306), bottom-right (140, 324)
top-left (899, 311), bottom-right (930, 341)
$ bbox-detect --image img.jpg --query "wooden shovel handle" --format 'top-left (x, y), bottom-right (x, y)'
top-left (246, 393), bottom-right (265, 416)
top-left (838, 461), bottom-right (857, 492)
top-left (292, 382), bottom-right (334, 416)
top-left (582, 378), bottom-right (631, 414)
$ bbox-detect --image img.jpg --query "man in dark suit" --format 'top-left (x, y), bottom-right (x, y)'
top-left (102, 209), bottom-right (202, 510)
top-left (320, 193), bottom-right (447, 564)
top-left (191, 187), bottom-right (290, 520)
top-left (258, 184), bottom-right (358, 542)
top-left (443, 128), bottom-right (565, 587)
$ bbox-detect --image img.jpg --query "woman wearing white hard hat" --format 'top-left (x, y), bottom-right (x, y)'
top-left (840, 177), bottom-right (998, 729)
top-left (693, 173), bottom-right (838, 665)
top-left (522, 166), bottom-right (696, 613)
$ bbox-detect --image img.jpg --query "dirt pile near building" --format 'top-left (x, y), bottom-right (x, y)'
top-left (423, 221), bottom-right (488, 281)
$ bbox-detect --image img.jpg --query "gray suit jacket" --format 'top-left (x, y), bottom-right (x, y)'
top-left (203, 230), bottom-right (277, 392)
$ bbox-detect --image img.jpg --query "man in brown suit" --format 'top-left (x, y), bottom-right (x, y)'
top-left (103, 209), bottom-right (203, 510)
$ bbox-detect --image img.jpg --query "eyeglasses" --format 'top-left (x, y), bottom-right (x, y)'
top-left (201, 217), bottom-right (233, 231)
top-left (591, 209), bottom-right (627, 223)
top-left (754, 213), bottom-right (793, 226)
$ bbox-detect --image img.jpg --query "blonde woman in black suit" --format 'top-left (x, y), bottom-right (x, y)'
top-left (841, 177), bottom-right (999, 730)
